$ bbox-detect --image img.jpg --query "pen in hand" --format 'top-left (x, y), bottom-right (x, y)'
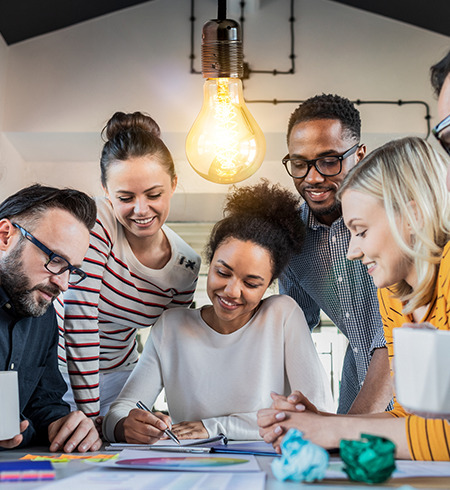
top-left (136, 400), bottom-right (180, 445)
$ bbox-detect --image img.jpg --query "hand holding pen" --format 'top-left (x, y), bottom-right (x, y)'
top-left (136, 400), bottom-right (180, 445)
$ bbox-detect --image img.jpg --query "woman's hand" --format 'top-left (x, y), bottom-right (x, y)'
top-left (257, 408), bottom-right (337, 452)
top-left (270, 390), bottom-right (319, 413)
top-left (118, 409), bottom-right (173, 444)
top-left (95, 416), bottom-right (104, 439)
top-left (257, 391), bottom-right (327, 453)
top-left (171, 420), bottom-right (208, 440)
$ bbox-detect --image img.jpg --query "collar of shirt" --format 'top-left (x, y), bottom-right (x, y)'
top-left (304, 204), bottom-right (344, 231)
top-left (0, 285), bottom-right (21, 318)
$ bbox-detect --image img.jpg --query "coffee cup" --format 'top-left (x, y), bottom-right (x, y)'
top-left (394, 325), bottom-right (450, 418)
top-left (0, 371), bottom-right (20, 440)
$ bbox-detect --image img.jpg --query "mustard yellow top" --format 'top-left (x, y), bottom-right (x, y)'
top-left (378, 241), bottom-right (450, 461)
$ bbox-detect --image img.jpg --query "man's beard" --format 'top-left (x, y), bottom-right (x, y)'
top-left (311, 201), bottom-right (341, 218)
top-left (0, 243), bottom-right (60, 317)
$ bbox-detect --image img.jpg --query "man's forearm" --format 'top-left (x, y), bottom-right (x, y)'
top-left (347, 347), bottom-right (393, 415)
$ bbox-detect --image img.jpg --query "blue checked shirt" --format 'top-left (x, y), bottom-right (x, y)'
top-left (279, 204), bottom-right (386, 414)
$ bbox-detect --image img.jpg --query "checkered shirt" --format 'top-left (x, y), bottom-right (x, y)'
top-left (279, 203), bottom-right (386, 413)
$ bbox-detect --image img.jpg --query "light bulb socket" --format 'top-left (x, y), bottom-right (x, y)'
top-left (201, 19), bottom-right (243, 79)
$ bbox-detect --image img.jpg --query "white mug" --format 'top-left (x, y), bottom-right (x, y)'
top-left (0, 371), bottom-right (20, 440)
top-left (394, 325), bottom-right (450, 418)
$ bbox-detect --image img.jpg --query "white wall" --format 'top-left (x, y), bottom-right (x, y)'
top-left (0, 0), bottom-right (449, 211)
top-left (0, 34), bottom-right (27, 191)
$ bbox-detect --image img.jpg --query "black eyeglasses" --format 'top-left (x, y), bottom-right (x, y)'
top-left (282, 144), bottom-right (360, 179)
top-left (12, 223), bottom-right (86, 285)
top-left (432, 114), bottom-right (450, 157)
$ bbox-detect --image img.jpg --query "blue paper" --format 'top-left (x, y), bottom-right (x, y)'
top-left (271, 428), bottom-right (329, 482)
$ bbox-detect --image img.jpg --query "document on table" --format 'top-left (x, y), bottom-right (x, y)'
top-left (109, 449), bottom-right (261, 472)
top-left (106, 438), bottom-right (278, 457)
top-left (326, 458), bottom-right (450, 479)
top-left (38, 468), bottom-right (266, 490)
top-left (106, 434), bottom-right (227, 452)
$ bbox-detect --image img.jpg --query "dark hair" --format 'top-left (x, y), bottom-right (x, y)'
top-left (287, 94), bottom-right (361, 143)
top-left (205, 180), bottom-right (305, 281)
top-left (100, 111), bottom-right (176, 187)
top-left (430, 49), bottom-right (450, 96)
top-left (0, 184), bottom-right (97, 231)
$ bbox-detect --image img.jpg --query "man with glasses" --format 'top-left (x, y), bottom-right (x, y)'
top-left (279, 94), bottom-right (393, 414)
top-left (430, 49), bottom-right (450, 189)
top-left (0, 184), bottom-right (101, 452)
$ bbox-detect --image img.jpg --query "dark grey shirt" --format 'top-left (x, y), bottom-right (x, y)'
top-left (0, 286), bottom-right (69, 447)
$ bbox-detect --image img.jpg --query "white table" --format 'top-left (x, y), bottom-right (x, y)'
top-left (1, 446), bottom-right (449, 489)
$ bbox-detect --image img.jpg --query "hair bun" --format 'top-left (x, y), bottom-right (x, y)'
top-left (103, 111), bottom-right (161, 141)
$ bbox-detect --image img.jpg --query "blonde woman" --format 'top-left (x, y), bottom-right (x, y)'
top-left (258, 137), bottom-right (450, 461)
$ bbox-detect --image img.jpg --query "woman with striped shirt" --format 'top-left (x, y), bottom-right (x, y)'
top-left (56, 112), bottom-right (200, 426)
top-left (258, 137), bottom-right (450, 460)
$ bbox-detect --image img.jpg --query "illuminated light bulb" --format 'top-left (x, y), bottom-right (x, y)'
top-left (186, 16), bottom-right (266, 184)
top-left (186, 77), bottom-right (265, 184)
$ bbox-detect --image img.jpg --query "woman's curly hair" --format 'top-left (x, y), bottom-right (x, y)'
top-left (205, 179), bottom-right (305, 281)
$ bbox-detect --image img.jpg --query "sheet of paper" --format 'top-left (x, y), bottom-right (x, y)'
top-left (325, 458), bottom-right (450, 480)
top-left (38, 467), bottom-right (266, 490)
top-left (107, 449), bottom-right (261, 472)
top-left (106, 434), bottom-right (227, 451)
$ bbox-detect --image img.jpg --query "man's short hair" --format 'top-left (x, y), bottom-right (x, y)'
top-left (287, 93), bottom-right (361, 143)
top-left (0, 184), bottom-right (97, 231)
top-left (430, 49), bottom-right (450, 96)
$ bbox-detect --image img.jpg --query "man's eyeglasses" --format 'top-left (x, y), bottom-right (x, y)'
top-left (282, 144), bottom-right (360, 179)
top-left (432, 114), bottom-right (450, 157)
top-left (12, 223), bottom-right (86, 285)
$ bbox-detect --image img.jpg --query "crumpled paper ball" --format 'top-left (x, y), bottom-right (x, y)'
top-left (271, 428), bottom-right (329, 482)
top-left (340, 433), bottom-right (396, 484)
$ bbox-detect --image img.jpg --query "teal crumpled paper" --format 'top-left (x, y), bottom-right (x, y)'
top-left (340, 433), bottom-right (396, 484)
top-left (271, 428), bottom-right (329, 482)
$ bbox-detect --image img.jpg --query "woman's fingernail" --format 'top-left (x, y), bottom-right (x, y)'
top-left (295, 404), bottom-right (305, 411)
top-left (275, 412), bottom-right (285, 420)
top-left (274, 426), bottom-right (282, 434)
top-left (288, 395), bottom-right (297, 402)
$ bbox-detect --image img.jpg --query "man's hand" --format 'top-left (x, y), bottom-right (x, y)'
top-left (48, 411), bottom-right (102, 453)
top-left (171, 420), bottom-right (208, 440)
top-left (0, 420), bottom-right (29, 449)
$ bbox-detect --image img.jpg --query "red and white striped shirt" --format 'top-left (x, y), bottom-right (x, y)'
top-left (56, 198), bottom-right (200, 417)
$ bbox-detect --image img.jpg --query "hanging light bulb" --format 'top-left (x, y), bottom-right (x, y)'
top-left (186, 5), bottom-right (266, 184)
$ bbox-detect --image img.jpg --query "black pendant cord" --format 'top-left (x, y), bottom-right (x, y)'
top-left (189, 0), bottom-right (295, 76)
top-left (218, 0), bottom-right (227, 20)
top-left (189, 0), bottom-right (432, 139)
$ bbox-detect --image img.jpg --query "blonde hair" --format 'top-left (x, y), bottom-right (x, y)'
top-left (338, 137), bottom-right (450, 314)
